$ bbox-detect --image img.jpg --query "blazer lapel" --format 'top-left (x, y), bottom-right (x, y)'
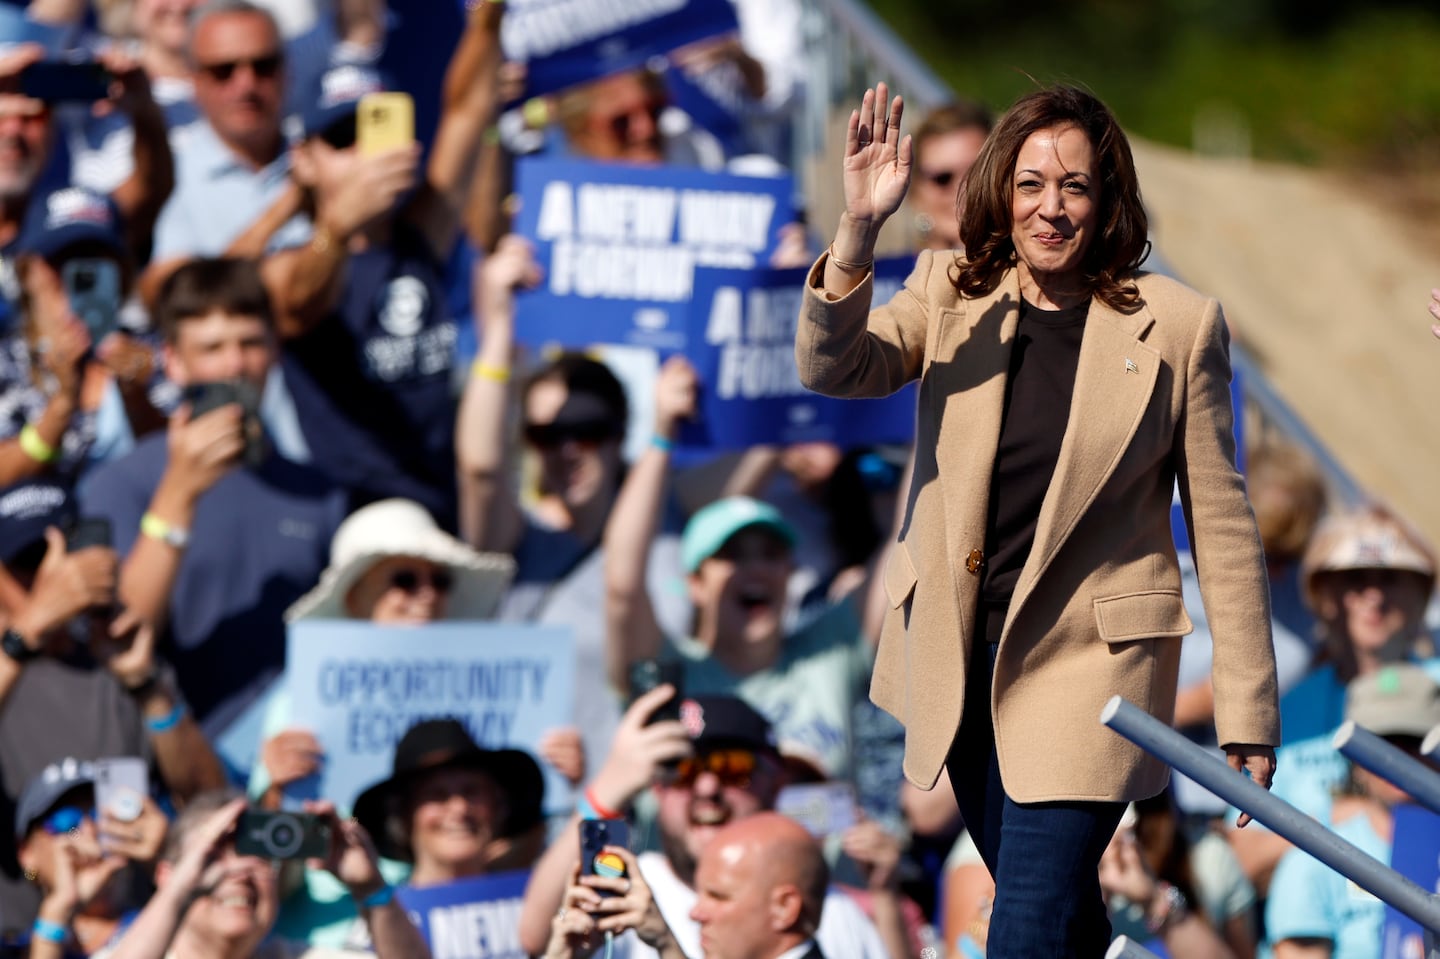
top-left (1008, 296), bottom-right (1159, 621)
top-left (927, 271), bottom-right (1020, 607)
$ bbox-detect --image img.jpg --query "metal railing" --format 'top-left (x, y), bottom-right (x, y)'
top-left (1102, 695), bottom-right (1440, 937)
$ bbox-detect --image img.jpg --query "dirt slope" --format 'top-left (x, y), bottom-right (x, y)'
top-left (1130, 140), bottom-right (1440, 544)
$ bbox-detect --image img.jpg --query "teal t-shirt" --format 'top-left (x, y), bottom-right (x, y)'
top-left (668, 597), bottom-right (873, 780)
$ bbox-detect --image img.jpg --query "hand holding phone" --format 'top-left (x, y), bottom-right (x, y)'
top-left (62, 259), bottom-right (121, 341)
top-left (182, 380), bottom-right (267, 468)
top-left (628, 659), bottom-right (684, 724)
top-left (357, 92), bottom-right (414, 156)
top-left (21, 60), bottom-right (111, 103)
top-left (234, 809), bottom-right (331, 860)
top-left (578, 818), bottom-right (630, 897)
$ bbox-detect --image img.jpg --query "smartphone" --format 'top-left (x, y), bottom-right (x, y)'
top-left (61, 259), bottom-right (121, 341)
top-left (21, 61), bottom-right (111, 103)
top-left (183, 381), bottom-right (267, 468)
top-left (65, 517), bottom-right (113, 552)
top-left (629, 659), bottom-right (685, 724)
top-left (356, 91), bottom-right (415, 156)
top-left (578, 818), bottom-right (629, 896)
top-left (234, 809), bottom-right (331, 860)
top-left (93, 757), bottom-right (148, 834)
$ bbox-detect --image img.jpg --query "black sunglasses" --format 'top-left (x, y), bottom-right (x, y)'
top-left (198, 54), bottom-right (282, 83)
top-left (523, 419), bottom-right (620, 450)
top-left (921, 169), bottom-right (962, 189)
top-left (390, 568), bottom-right (454, 594)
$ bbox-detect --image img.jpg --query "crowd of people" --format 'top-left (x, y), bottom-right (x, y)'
top-left (0, 1), bottom-right (1437, 958)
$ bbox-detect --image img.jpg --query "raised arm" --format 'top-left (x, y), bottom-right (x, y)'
top-left (602, 356), bottom-right (697, 693)
top-left (409, 0), bottom-right (506, 259)
top-left (98, 49), bottom-right (175, 251)
top-left (826, 82), bottom-right (912, 297)
top-left (456, 235), bottom-right (541, 552)
top-left (796, 83), bottom-right (930, 399)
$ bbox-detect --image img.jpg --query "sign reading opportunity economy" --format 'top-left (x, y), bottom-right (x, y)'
top-left (513, 158), bottom-right (795, 352)
top-left (501, 0), bottom-right (739, 98)
top-left (680, 256), bottom-right (918, 449)
top-left (284, 621), bottom-right (575, 815)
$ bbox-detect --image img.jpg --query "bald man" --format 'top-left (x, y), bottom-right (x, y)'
top-left (689, 813), bottom-right (828, 959)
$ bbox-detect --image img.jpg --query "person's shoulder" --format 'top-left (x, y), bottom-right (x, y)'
top-left (85, 432), bottom-right (168, 487)
top-left (1133, 270), bottom-right (1217, 317)
top-left (909, 249), bottom-right (964, 301)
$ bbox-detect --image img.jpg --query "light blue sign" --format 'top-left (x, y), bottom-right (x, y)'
top-left (285, 621), bottom-right (576, 815)
top-left (513, 157), bottom-right (794, 352)
top-left (680, 257), bottom-right (918, 449)
top-left (396, 872), bottom-right (530, 959)
top-left (501, 0), bottom-right (738, 98)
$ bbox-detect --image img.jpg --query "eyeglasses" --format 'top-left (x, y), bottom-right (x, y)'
top-left (673, 749), bottom-right (759, 789)
top-left (389, 568), bottom-right (454, 595)
top-left (198, 54), bottom-right (282, 83)
top-left (523, 420), bottom-right (619, 450)
top-left (920, 169), bottom-right (963, 189)
top-left (40, 806), bottom-right (95, 836)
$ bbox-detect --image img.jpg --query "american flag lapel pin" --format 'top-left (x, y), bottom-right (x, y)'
top-left (1125, 357), bottom-right (1139, 374)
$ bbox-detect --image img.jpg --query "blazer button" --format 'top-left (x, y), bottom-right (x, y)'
top-left (966, 548), bottom-right (984, 575)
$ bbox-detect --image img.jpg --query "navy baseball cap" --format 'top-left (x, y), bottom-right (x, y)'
top-left (302, 64), bottom-right (386, 140)
top-left (0, 480), bottom-right (75, 568)
top-left (14, 758), bottom-right (94, 841)
top-left (17, 187), bottom-right (125, 261)
top-left (679, 694), bottom-right (779, 755)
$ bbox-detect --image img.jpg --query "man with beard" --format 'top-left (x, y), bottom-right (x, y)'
top-left (518, 691), bottom-right (890, 958)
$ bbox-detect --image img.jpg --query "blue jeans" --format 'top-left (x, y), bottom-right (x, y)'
top-left (946, 630), bottom-right (1127, 959)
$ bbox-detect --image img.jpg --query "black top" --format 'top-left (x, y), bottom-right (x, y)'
top-left (980, 298), bottom-right (1090, 604)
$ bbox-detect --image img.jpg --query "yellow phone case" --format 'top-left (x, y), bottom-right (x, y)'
top-left (357, 92), bottom-right (415, 156)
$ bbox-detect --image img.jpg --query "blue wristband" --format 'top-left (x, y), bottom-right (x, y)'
top-left (360, 884), bottom-right (394, 910)
top-left (32, 919), bottom-right (66, 944)
top-left (144, 703), bottom-right (186, 734)
top-left (650, 434), bottom-right (675, 453)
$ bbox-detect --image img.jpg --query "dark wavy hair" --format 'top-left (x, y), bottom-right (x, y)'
top-left (956, 85), bottom-right (1149, 311)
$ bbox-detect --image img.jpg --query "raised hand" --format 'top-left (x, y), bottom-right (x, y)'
top-left (1428, 288), bottom-right (1440, 340)
top-left (842, 82), bottom-right (913, 232)
top-left (653, 355), bottom-right (699, 440)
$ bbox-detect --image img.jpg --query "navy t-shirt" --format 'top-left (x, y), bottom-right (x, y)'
top-left (280, 221), bottom-right (458, 527)
top-left (79, 433), bottom-right (346, 731)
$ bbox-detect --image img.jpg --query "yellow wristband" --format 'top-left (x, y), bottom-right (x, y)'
top-left (472, 359), bottom-right (511, 384)
top-left (140, 512), bottom-right (189, 549)
top-left (18, 424), bottom-right (57, 463)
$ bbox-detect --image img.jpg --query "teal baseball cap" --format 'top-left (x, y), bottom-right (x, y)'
top-left (681, 496), bottom-right (797, 573)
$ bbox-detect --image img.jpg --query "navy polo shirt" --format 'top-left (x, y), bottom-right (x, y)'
top-left (79, 433), bottom-right (346, 732)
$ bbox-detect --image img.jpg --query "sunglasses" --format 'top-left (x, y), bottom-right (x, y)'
top-left (198, 54), bottom-right (282, 83)
top-left (389, 568), bottom-right (454, 595)
top-left (523, 420), bottom-right (619, 450)
top-left (41, 806), bottom-right (95, 836)
top-left (672, 748), bottom-right (759, 789)
top-left (921, 169), bottom-right (964, 189)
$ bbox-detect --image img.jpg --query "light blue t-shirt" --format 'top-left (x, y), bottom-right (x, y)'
top-left (1281, 659), bottom-right (1440, 745)
top-left (1266, 810), bottom-right (1389, 959)
top-left (669, 597), bottom-right (872, 781)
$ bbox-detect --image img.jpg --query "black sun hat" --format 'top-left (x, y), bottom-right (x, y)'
top-left (351, 718), bottom-right (545, 862)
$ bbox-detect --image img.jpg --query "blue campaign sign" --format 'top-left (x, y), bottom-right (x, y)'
top-left (284, 621), bottom-right (575, 816)
top-left (1382, 804), bottom-right (1440, 959)
top-left (396, 872), bottom-right (530, 959)
top-left (679, 257), bottom-right (918, 449)
top-left (501, 0), bottom-right (739, 99)
top-left (513, 157), bottom-right (795, 352)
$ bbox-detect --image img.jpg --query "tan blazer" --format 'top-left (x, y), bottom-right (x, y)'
top-left (796, 250), bottom-right (1280, 802)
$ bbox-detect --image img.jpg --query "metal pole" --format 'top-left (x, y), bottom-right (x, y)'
top-left (1334, 721), bottom-right (1440, 817)
top-left (1105, 937), bottom-right (1163, 959)
top-left (1101, 696), bottom-right (1440, 932)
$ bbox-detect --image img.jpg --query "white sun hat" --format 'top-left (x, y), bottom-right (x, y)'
top-left (285, 499), bottom-right (515, 622)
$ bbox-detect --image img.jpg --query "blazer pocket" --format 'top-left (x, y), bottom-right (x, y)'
top-left (883, 541), bottom-right (919, 609)
top-left (1093, 590), bottom-right (1194, 643)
